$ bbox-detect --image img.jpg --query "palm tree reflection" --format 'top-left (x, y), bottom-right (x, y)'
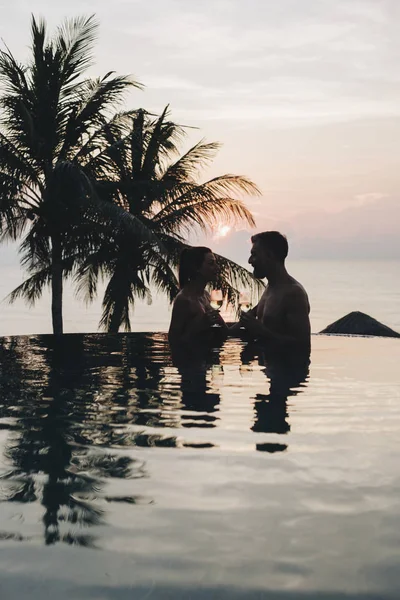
top-left (0, 332), bottom-right (225, 547)
top-left (0, 335), bottom-right (147, 547)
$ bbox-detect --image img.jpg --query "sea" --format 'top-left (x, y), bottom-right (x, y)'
top-left (0, 259), bottom-right (399, 336)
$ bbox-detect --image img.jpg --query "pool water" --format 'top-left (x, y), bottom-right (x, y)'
top-left (0, 333), bottom-right (399, 599)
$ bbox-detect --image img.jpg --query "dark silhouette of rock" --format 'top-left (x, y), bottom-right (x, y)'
top-left (320, 311), bottom-right (400, 338)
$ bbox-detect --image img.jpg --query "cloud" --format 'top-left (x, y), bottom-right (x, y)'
top-left (353, 192), bottom-right (389, 207)
top-left (140, 76), bottom-right (204, 93)
top-left (3, 0), bottom-right (400, 127)
top-left (123, 0), bottom-right (400, 125)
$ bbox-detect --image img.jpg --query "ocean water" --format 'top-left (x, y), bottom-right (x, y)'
top-left (0, 332), bottom-right (399, 599)
top-left (0, 260), bottom-right (399, 336)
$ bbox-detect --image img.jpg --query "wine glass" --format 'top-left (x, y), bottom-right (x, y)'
top-left (210, 289), bottom-right (223, 311)
top-left (239, 291), bottom-right (252, 314)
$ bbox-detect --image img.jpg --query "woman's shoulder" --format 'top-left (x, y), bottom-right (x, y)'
top-left (173, 290), bottom-right (194, 308)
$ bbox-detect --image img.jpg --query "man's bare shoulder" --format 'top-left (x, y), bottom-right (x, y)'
top-left (288, 277), bottom-right (308, 294)
top-left (286, 278), bottom-right (310, 307)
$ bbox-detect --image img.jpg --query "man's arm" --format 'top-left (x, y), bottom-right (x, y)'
top-left (228, 304), bottom-right (258, 336)
top-left (241, 289), bottom-right (310, 347)
top-left (284, 289), bottom-right (311, 345)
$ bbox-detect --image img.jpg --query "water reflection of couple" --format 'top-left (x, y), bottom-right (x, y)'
top-left (241, 342), bottom-right (310, 444)
top-left (168, 230), bottom-right (311, 365)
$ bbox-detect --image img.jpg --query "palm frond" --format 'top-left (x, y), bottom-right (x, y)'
top-left (141, 106), bottom-right (184, 179)
top-left (55, 15), bottom-right (99, 85)
top-left (0, 46), bottom-right (30, 98)
top-left (59, 73), bottom-right (140, 159)
top-left (146, 254), bottom-right (179, 303)
top-left (99, 268), bottom-right (151, 332)
top-left (83, 190), bottom-right (166, 252)
top-left (9, 238), bottom-right (82, 306)
top-left (0, 132), bottom-right (41, 178)
top-left (153, 174), bottom-right (259, 225)
top-left (74, 251), bottom-right (107, 304)
top-left (0, 171), bottom-right (25, 237)
top-left (156, 197), bottom-right (255, 236)
top-left (75, 110), bottom-right (136, 169)
top-left (0, 134), bottom-right (42, 191)
top-left (7, 266), bottom-right (51, 306)
top-left (160, 140), bottom-right (220, 184)
top-left (18, 218), bottom-right (51, 270)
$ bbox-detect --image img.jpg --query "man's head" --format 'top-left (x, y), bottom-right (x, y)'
top-left (249, 231), bottom-right (288, 279)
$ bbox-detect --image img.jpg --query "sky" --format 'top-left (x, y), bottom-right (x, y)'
top-left (1, 0), bottom-right (400, 264)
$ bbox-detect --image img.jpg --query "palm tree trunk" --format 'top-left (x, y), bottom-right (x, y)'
top-left (51, 234), bottom-right (63, 335)
top-left (108, 304), bottom-right (123, 334)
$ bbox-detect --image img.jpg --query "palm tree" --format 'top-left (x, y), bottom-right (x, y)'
top-left (77, 107), bottom-right (264, 332)
top-left (0, 15), bottom-right (142, 333)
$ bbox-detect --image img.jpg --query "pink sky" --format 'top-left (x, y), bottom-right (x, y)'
top-left (1, 0), bottom-right (400, 258)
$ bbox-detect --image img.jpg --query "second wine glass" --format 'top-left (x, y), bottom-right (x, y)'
top-left (210, 289), bottom-right (223, 311)
top-left (239, 291), bottom-right (252, 314)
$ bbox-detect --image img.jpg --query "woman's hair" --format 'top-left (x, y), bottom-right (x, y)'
top-left (178, 246), bottom-right (212, 288)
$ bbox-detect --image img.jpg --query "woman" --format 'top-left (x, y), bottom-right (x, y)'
top-left (168, 247), bottom-right (227, 359)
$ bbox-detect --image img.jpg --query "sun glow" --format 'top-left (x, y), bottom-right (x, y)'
top-left (214, 224), bottom-right (231, 240)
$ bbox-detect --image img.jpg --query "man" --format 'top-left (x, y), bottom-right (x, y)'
top-left (238, 231), bottom-right (311, 355)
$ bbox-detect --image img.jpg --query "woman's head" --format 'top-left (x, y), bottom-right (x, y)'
top-left (178, 246), bottom-right (218, 288)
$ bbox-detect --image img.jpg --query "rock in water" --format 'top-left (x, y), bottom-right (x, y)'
top-left (320, 311), bottom-right (400, 338)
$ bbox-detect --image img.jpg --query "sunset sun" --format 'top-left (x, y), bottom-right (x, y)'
top-left (214, 224), bottom-right (231, 240)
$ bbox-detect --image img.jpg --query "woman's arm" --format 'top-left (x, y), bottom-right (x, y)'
top-left (168, 296), bottom-right (214, 346)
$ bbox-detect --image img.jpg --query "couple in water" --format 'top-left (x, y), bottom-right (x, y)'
top-left (168, 231), bottom-right (311, 364)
